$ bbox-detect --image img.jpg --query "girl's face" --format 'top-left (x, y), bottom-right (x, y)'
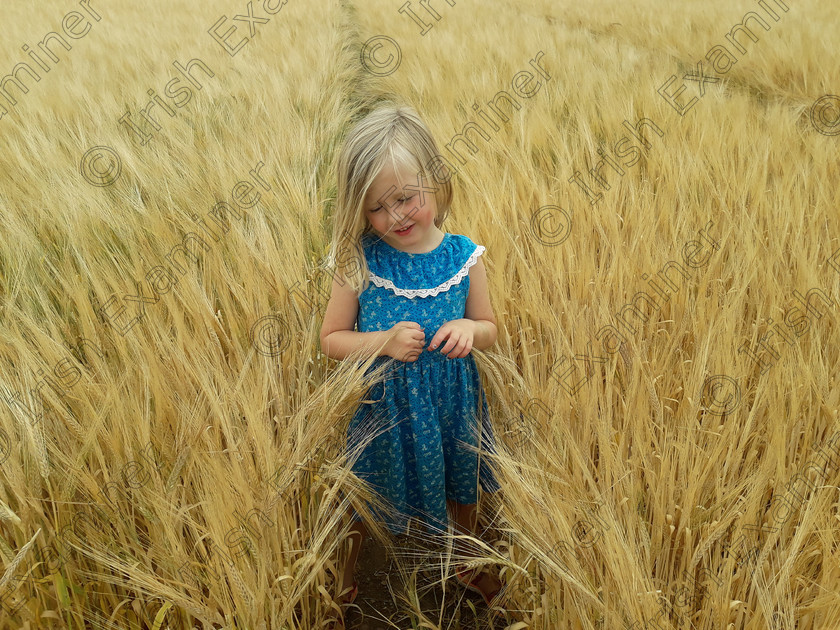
top-left (363, 160), bottom-right (440, 252)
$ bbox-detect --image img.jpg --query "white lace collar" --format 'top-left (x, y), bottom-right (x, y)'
top-left (368, 245), bottom-right (485, 298)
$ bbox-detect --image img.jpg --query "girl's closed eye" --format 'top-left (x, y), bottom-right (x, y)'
top-left (369, 195), bottom-right (414, 212)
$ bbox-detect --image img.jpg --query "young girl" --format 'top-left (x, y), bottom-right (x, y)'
top-left (319, 104), bottom-right (505, 622)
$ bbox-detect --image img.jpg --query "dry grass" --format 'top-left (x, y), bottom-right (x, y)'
top-left (0, 0), bottom-right (838, 628)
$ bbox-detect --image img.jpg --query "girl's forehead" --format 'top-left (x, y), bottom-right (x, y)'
top-left (374, 160), bottom-right (418, 184)
top-left (367, 161), bottom-right (420, 196)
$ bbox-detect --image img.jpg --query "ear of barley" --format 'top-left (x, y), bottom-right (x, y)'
top-left (227, 563), bottom-right (253, 606)
top-left (0, 528), bottom-right (41, 589)
top-left (0, 500), bottom-right (21, 525)
top-left (166, 446), bottom-right (191, 494)
top-left (32, 426), bottom-right (50, 480)
top-left (0, 533), bottom-right (16, 563)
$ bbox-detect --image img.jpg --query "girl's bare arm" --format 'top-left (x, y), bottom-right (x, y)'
top-left (464, 256), bottom-right (497, 351)
top-left (319, 275), bottom-right (391, 360)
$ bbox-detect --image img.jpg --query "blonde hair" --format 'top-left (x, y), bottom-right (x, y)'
top-left (324, 104), bottom-right (454, 296)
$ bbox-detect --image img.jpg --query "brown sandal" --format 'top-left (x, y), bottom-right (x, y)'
top-left (454, 565), bottom-right (506, 615)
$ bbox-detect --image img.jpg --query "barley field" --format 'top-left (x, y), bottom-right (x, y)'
top-left (1, 0), bottom-right (838, 628)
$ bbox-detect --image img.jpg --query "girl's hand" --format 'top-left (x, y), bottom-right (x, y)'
top-left (427, 319), bottom-right (475, 359)
top-left (386, 321), bottom-right (426, 362)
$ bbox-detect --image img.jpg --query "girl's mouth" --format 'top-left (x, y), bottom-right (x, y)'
top-left (395, 224), bottom-right (414, 236)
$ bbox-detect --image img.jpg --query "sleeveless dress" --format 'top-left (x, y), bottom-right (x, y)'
top-left (345, 231), bottom-right (501, 537)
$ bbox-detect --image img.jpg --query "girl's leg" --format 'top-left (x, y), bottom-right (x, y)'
top-left (448, 498), bottom-right (477, 555)
top-left (448, 499), bottom-right (502, 597)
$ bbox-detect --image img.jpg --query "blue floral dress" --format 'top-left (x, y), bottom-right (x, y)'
top-left (346, 231), bottom-right (501, 536)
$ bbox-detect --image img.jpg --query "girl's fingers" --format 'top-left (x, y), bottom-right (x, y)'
top-left (442, 341), bottom-right (464, 356)
top-left (452, 338), bottom-right (471, 358)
